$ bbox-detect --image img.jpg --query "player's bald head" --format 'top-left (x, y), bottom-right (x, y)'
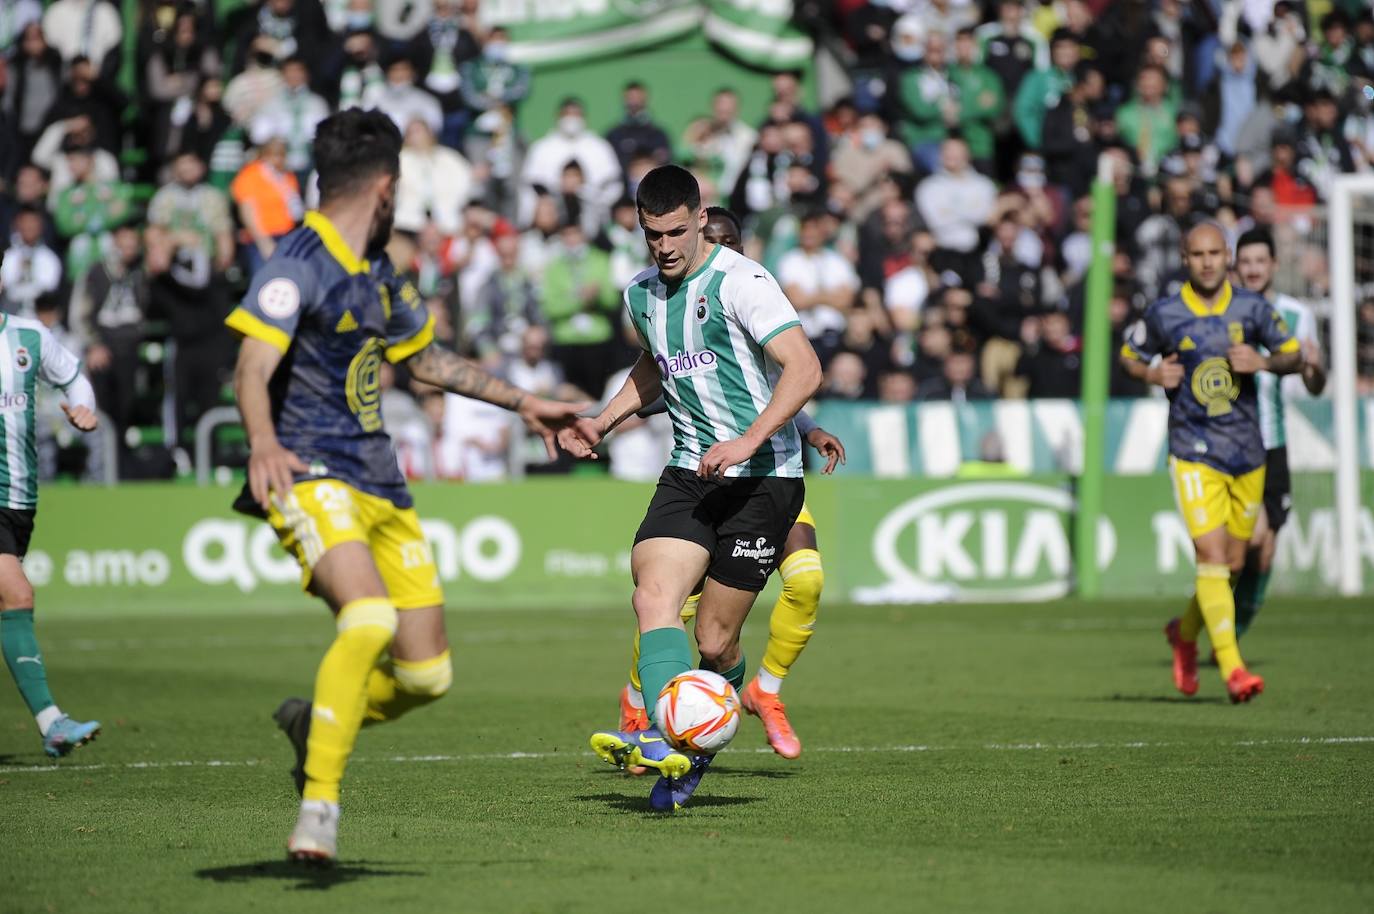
top-left (1183, 221), bottom-right (1226, 251)
top-left (1181, 220), bottom-right (1230, 296)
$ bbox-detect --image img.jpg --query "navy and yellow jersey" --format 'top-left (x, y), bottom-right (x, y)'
top-left (1121, 281), bottom-right (1298, 476)
top-left (225, 211), bottom-right (435, 512)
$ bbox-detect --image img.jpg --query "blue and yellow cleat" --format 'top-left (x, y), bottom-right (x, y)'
top-left (649, 753), bottom-right (713, 812)
top-left (589, 728), bottom-right (693, 779)
top-left (43, 715), bottom-right (100, 758)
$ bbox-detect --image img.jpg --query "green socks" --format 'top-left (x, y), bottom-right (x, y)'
top-left (1234, 566), bottom-right (1271, 638)
top-left (712, 655), bottom-right (747, 691)
top-left (2, 609), bottom-right (58, 730)
top-left (637, 627), bottom-right (692, 728)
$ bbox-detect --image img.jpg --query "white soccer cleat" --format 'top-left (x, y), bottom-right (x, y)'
top-left (287, 799), bottom-right (339, 865)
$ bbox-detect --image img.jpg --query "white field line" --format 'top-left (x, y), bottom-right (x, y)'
top-left (2, 735), bottom-right (1370, 776)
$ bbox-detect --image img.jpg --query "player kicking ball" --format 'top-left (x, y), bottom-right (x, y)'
top-left (1232, 228), bottom-right (1325, 640)
top-left (615, 207), bottom-right (845, 765)
top-left (0, 253), bottom-right (102, 758)
top-left (1119, 222), bottom-right (1301, 702)
top-left (559, 167), bottom-right (822, 810)
top-left (226, 110), bottom-right (584, 864)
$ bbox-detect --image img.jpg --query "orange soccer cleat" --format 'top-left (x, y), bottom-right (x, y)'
top-left (1164, 617), bottom-right (1199, 697)
top-left (1226, 667), bottom-right (1265, 704)
top-left (618, 684), bottom-right (650, 775)
top-left (740, 678), bottom-right (801, 759)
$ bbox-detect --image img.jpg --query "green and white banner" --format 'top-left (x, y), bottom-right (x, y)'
top-left (482, 0), bottom-right (811, 69)
top-left (24, 473), bottom-right (1374, 617)
top-left (812, 397), bottom-right (1374, 477)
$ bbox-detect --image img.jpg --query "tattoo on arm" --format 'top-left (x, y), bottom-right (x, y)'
top-left (406, 343), bottom-right (526, 410)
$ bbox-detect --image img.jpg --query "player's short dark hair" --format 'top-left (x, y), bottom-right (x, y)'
top-left (1236, 227), bottom-right (1275, 258)
top-left (704, 206), bottom-right (741, 232)
top-left (636, 164), bottom-right (700, 217)
top-left (314, 108), bottom-right (402, 203)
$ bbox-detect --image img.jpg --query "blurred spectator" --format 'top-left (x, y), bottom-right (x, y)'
top-left (373, 0), bottom-right (432, 45)
top-left (504, 324), bottom-right (575, 402)
top-left (231, 0), bottom-right (323, 74)
top-left (42, 0), bottom-right (121, 80)
top-left (249, 56), bottom-right (328, 181)
top-left (896, 30), bottom-right (956, 173)
top-left (43, 56), bottom-right (124, 156)
top-left (519, 193), bottom-right (561, 289)
top-left (1013, 28), bottom-right (1079, 151)
top-left (880, 369), bottom-right (919, 403)
top-left (1347, 72), bottom-right (1374, 172)
top-left (606, 81), bottom-right (672, 174)
top-left (467, 223), bottom-right (541, 366)
top-left (730, 120), bottom-right (788, 219)
top-left (819, 351), bottom-right (868, 401)
top-left (146, 9), bottom-right (223, 170)
top-left (903, 0), bottom-right (978, 40)
top-left (683, 88), bottom-right (758, 198)
top-left (1016, 310), bottom-right (1081, 398)
top-left (223, 35), bottom-right (285, 125)
top-left (838, 309), bottom-right (893, 399)
top-left (884, 229), bottom-right (935, 334)
top-left (541, 221), bottom-right (620, 397)
top-left (230, 138), bottom-right (303, 274)
top-left (146, 149), bottom-right (233, 294)
top-left (1214, 40), bottom-right (1256, 160)
top-left (69, 223), bottom-right (147, 437)
top-left (605, 196), bottom-right (648, 289)
top-left (465, 104), bottom-right (526, 217)
top-left (32, 115), bottom-right (118, 206)
top-left (1133, 175), bottom-right (1197, 301)
top-left (520, 97), bottom-right (621, 228)
top-left (331, 28), bottom-right (384, 111)
top-left (977, 0), bottom-right (1049, 98)
top-left (5, 23), bottom-right (62, 165)
top-left (395, 118), bottom-right (472, 236)
top-left (0, 0), bottom-right (40, 57)
top-left (918, 349), bottom-right (992, 401)
top-left (451, 201), bottom-right (498, 309)
top-left (365, 57), bottom-right (442, 137)
top-left (915, 137), bottom-right (996, 287)
top-left (948, 26), bottom-right (1006, 174)
top-left (1116, 64), bottom-right (1178, 175)
top-left (1304, 11), bottom-right (1355, 97)
top-left (1042, 62), bottom-right (1105, 198)
top-left (1108, 285), bottom-right (1147, 397)
top-left (830, 110), bottom-right (912, 223)
top-left (410, 0), bottom-right (480, 145)
top-left (437, 391), bottom-right (511, 483)
top-left (778, 210), bottom-right (859, 365)
top-left (174, 78), bottom-right (238, 187)
top-left (0, 165), bottom-right (56, 247)
top-left (51, 139), bottom-right (133, 281)
top-left (1258, 131), bottom-right (1318, 209)
top-left (1295, 89), bottom-right (1355, 201)
top-left (765, 70), bottom-right (827, 175)
top-left (1, 205), bottom-right (61, 315)
top-left (458, 26), bottom-right (532, 125)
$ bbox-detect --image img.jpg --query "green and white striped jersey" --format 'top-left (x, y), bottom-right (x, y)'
top-left (0, 314), bottom-right (83, 509)
top-left (1256, 293), bottom-right (1316, 450)
top-left (624, 245), bottom-right (804, 478)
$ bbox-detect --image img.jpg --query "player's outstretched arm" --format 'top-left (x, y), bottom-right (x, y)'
top-left (792, 409), bottom-right (846, 474)
top-left (404, 342), bottom-right (589, 459)
top-left (557, 351), bottom-right (662, 459)
top-left (234, 337), bottom-right (307, 510)
top-left (698, 326), bottom-right (822, 478)
top-left (57, 373), bottom-right (98, 432)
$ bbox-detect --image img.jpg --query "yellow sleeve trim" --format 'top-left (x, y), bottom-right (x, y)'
top-left (1119, 343), bottom-right (1142, 360)
top-left (225, 308), bottom-right (291, 354)
top-left (385, 314), bottom-right (435, 363)
top-left (1277, 337), bottom-right (1300, 354)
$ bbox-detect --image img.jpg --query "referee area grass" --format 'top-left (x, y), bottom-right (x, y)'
top-left (1, 597), bottom-right (1370, 914)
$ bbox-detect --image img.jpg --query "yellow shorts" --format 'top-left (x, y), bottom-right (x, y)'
top-left (1169, 457), bottom-right (1265, 541)
top-left (795, 502), bottom-right (815, 528)
top-left (267, 479), bottom-right (444, 610)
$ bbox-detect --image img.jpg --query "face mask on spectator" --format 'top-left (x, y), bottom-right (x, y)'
top-left (557, 115), bottom-right (584, 137)
top-left (860, 127), bottom-right (884, 150)
top-left (346, 11), bottom-right (373, 30)
top-left (484, 41), bottom-right (508, 62)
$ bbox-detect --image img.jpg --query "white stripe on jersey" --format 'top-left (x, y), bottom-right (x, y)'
top-left (0, 333), bottom-right (26, 510)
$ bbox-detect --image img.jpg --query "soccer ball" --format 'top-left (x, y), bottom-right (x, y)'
top-left (655, 670), bottom-right (741, 754)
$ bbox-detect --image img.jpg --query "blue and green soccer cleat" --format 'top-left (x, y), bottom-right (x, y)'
top-left (649, 753), bottom-right (713, 812)
top-left (43, 715), bottom-right (100, 758)
top-left (589, 728), bottom-right (693, 779)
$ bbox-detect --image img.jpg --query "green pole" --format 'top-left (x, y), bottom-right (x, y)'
top-left (1075, 155), bottom-right (1116, 599)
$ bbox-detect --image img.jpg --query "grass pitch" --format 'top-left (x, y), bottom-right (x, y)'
top-left (0, 598), bottom-right (1371, 914)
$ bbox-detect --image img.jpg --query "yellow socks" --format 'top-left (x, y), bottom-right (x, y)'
top-left (760, 550), bottom-right (823, 687)
top-left (303, 598), bottom-right (397, 804)
top-left (1178, 594), bottom-right (1204, 642)
top-left (364, 649), bottom-right (452, 725)
top-left (1195, 563), bottom-right (1243, 679)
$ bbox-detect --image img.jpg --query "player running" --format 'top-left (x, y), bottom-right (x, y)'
top-left (0, 252), bottom-right (102, 758)
top-left (616, 207), bottom-right (844, 764)
top-left (1119, 222), bottom-right (1300, 703)
top-left (1232, 228), bottom-right (1326, 639)
top-left (225, 109), bottom-right (584, 864)
top-left (559, 167), bottom-right (822, 810)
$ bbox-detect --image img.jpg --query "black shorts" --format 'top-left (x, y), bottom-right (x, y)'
top-left (0, 508), bottom-right (36, 558)
top-left (1262, 446), bottom-right (1291, 532)
top-left (635, 467), bottom-right (805, 592)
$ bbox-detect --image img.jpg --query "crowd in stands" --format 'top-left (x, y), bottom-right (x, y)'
top-left (1, 0), bottom-right (1372, 482)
